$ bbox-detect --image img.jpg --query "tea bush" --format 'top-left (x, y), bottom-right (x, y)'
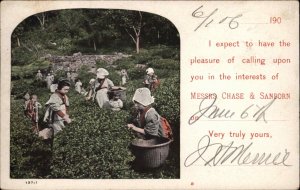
top-left (10, 46), bottom-right (180, 179)
top-left (148, 59), bottom-right (179, 70)
top-left (11, 60), bottom-right (50, 80)
top-left (12, 47), bottom-right (36, 66)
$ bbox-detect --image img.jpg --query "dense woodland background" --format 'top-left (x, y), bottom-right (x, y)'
top-left (10, 9), bottom-right (180, 178)
top-left (12, 9), bottom-right (179, 65)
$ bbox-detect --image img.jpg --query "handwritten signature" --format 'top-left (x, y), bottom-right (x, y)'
top-left (188, 96), bottom-right (276, 125)
top-left (184, 135), bottom-right (291, 167)
top-left (192, 5), bottom-right (243, 30)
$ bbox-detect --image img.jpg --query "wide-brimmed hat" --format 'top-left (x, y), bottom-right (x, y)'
top-left (132, 88), bottom-right (154, 106)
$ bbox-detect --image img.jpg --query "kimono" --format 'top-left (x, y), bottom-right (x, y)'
top-left (36, 72), bottom-right (43, 80)
top-left (121, 69), bottom-right (128, 85)
top-left (144, 74), bottom-right (159, 91)
top-left (25, 100), bottom-right (42, 124)
top-left (136, 107), bottom-right (165, 139)
top-left (75, 81), bottom-right (82, 93)
top-left (94, 78), bottom-right (114, 108)
top-left (86, 81), bottom-right (96, 101)
top-left (66, 72), bottom-right (71, 81)
top-left (109, 99), bottom-right (123, 111)
top-left (44, 92), bottom-right (69, 135)
top-left (46, 75), bottom-right (53, 89)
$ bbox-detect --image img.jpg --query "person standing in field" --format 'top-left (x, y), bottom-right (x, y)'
top-left (36, 70), bottom-right (43, 81)
top-left (46, 73), bottom-right (53, 89)
top-left (70, 71), bottom-right (77, 83)
top-left (75, 78), bottom-right (83, 94)
top-left (143, 68), bottom-right (160, 91)
top-left (86, 78), bottom-right (96, 101)
top-left (25, 94), bottom-right (42, 134)
top-left (44, 79), bottom-right (72, 135)
top-left (120, 69), bottom-right (129, 86)
top-left (23, 92), bottom-right (30, 112)
top-left (66, 71), bottom-right (71, 81)
top-left (94, 68), bottom-right (114, 108)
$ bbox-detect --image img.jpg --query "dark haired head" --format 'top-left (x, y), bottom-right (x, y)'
top-left (57, 78), bottom-right (71, 90)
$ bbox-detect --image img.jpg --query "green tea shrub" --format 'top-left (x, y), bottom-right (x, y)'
top-left (10, 45), bottom-right (180, 179)
top-left (12, 47), bottom-right (36, 66)
top-left (114, 58), bottom-right (135, 70)
top-left (148, 59), bottom-right (179, 70)
top-left (127, 67), bottom-right (144, 80)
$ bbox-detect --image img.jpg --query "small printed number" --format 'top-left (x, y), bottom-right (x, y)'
top-left (270, 17), bottom-right (281, 24)
top-left (25, 181), bottom-right (37, 184)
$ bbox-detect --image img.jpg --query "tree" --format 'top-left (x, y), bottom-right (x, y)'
top-left (35, 13), bottom-right (46, 30)
top-left (108, 10), bottom-right (145, 53)
top-left (123, 11), bottom-right (143, 53)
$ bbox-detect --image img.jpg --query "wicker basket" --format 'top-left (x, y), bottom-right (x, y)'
top-left (108, 86), bottom-right (126, 101)
top-left (130, 138), bottom-right (172, 169)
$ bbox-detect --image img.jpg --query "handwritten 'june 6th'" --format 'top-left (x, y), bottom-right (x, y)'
top-left (188, 96), bottom-right (276, 125)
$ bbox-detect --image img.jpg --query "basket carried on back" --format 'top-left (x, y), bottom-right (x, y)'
top-left (130, 138), bottom-right (172, 169)
top-left (108, 86), bottom-right (126, 101)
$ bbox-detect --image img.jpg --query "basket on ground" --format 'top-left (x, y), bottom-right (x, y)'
top-left (130, 138), bottom-right (172, 169)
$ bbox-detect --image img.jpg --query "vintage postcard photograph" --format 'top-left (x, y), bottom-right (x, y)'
top-left (9, 8), bottom-right (180, 179)
top-left (1, 1), bottom-right (299, 190)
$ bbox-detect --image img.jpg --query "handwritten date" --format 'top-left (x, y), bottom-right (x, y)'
top-left (188, 96), bottom-right (276, 125)
top-left (192, 5), bottom-right (243, 30)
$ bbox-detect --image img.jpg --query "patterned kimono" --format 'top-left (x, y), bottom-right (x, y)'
top-left (25, 100), bottom-right (42, 124)
top-left (44, 92), bottom-right (69, 135)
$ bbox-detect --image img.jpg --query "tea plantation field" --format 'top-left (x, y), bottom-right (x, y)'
top-left (10, 50), bottom-right (180, 179)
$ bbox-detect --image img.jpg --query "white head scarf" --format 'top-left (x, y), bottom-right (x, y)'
top-left (89, 78), bottom-right (95, 84)
top-left (146, 68), bottom-right (154, 75)
top-left (96, 68), bottom-right (109, 79)
top-left (132, 88), bottom-right (154, 106)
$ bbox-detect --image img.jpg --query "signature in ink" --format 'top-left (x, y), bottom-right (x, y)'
top-left (188, 96), bottom-right (276, 125)
top-left (184, 135), bottom-right (291, 167)
top-left (192, 5), bottom-right (243, 31)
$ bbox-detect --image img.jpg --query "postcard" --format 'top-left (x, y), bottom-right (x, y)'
top-left (1, 1), bottom-right (299, 189)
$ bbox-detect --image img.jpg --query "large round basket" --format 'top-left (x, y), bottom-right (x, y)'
top-left (130, 138), bottom-right (172, 169)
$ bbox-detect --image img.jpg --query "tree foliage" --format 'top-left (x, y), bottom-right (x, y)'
top-left (11, 9), bottom-right (179, 65)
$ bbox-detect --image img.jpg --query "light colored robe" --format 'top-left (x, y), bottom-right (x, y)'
top-left (44, 92), bottom-right (69, 135)
top-left (94, 78), bottom-right (114, 108)
top-left (109, 99), bottom-right (123, 111)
